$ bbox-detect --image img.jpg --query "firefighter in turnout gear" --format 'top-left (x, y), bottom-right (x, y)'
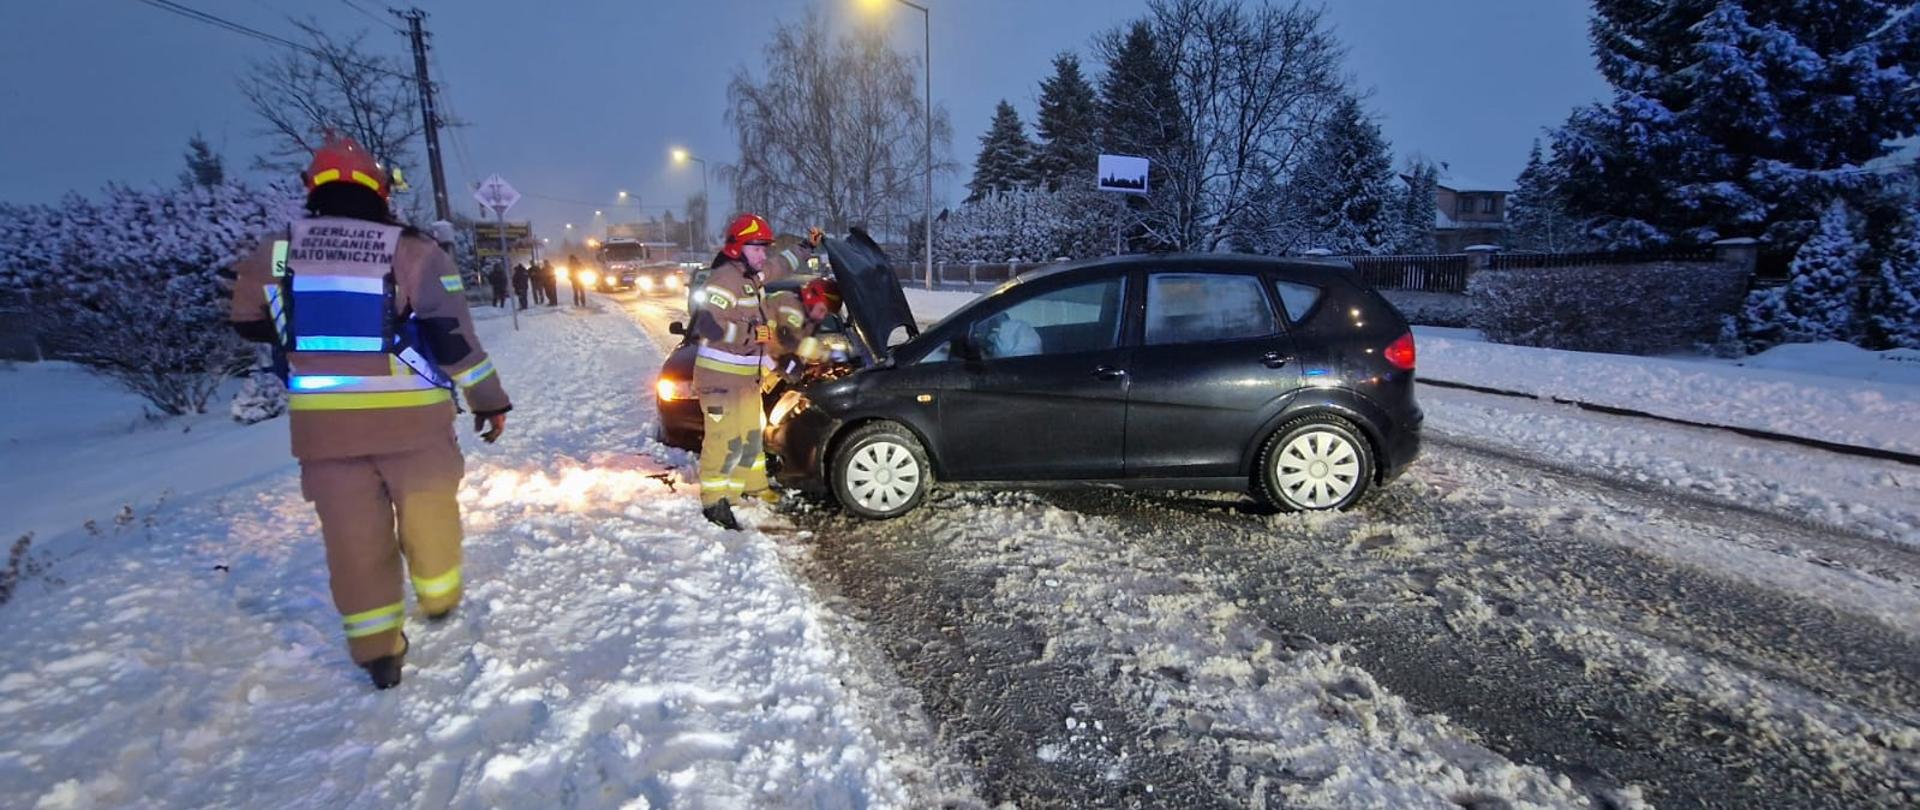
top-left (691, 214), bottom-right (820, 529)
top-left (228, 135), bottom-right (512, 690)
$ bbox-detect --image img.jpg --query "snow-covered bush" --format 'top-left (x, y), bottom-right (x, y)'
top-left (938, 184), bottom-right (1124, 264)
top-left (230, 345), bottom-right (287, 424)
top-left (1469, 261), bottom-right (1749, 355)
top-left (1868, 214), bottom-right (1920, 350)
top-left (1735, 200), bottom-right (1870, 351)
top-left (0, 181), bottom-right (300, 415)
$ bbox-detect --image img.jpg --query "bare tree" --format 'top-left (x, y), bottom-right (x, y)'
top-left (1097, 0), bottom-right (1346, 251)
top-left (239, 20), bottom-right (421, 175)
top-left (723, 9), bottom-right (953, 235)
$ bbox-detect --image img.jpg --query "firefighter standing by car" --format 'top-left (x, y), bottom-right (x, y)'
top-left (228, 135), bottom-right (512, 690)
top-left (690, 214), bottom-right (825, 529)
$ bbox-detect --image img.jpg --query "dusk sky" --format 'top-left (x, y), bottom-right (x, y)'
top-left (2, 1), bottom-right (1608, 241)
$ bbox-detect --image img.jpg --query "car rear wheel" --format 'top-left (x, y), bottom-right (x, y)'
top-left (1255, 414), bottom-right (1375, 511)
top-left (832, 422), bottom-right (931, 519)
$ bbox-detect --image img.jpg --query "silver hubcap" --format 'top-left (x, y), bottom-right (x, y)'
top-left (845, 440), bottom-right (921, 512)
top-left (1276, 430), bottom-right (1360, 509)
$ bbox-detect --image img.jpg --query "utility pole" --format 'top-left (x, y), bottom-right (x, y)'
top-left (395, 7), bottom-right (452, 222)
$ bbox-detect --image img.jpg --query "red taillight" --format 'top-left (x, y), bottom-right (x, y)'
top-left (1384, 332), bottom-right (1416, 371)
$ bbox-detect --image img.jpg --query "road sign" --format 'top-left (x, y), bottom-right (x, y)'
top-left (1096, 154), bottom-right (1150, 195)
top-left (473, 174), bottom-right (521, 213)
top-left (473, 222), bottom-right (531, 241)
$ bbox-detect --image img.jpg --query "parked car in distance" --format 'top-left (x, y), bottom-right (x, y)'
top-left (763, 232), bottom-right (1423, 519)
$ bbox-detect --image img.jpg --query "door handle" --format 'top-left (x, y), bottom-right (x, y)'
top-left (1092, 365), bottom-right (1128, 381)
top-left (1261, 352), bottom-right (1291, 369)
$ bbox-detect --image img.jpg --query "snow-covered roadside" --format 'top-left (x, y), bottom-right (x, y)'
top-left (0, 364), bottom-right (293, 550)
top-left (1415, 326), bottom-right (1920, 455)
top-left (0, 303), bottom-right (965, 809)
top-left (1422, 387), bottom-right (1920, 550)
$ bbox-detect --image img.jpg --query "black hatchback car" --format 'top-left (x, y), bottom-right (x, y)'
top-left (764, 233), bottom-right (1423, 519)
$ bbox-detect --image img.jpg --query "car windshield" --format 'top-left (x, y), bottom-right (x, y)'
top-left (599, 244), bottom-right (646, 263)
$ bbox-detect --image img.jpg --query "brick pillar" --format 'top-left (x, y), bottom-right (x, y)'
top-left (1713, 237), bottom-right (1759, 280)
top-left (1463, 244), bottom-right (1501, 272)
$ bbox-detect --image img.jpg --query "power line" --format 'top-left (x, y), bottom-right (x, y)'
top-left (130, 0), bottom-right (413, 81)
top-left (339, 0), bottom-right (402, 33)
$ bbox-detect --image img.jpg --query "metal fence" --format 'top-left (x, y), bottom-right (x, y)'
top-left (1343, 255), bottom-right (1473, 294)
top-left (1488, 247), bottom-right (1719, 270)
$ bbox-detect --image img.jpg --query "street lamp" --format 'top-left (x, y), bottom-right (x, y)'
top-left (672, 148), bottom-right (710, 249)
top-left (857, 0), bottom-right (934, 290)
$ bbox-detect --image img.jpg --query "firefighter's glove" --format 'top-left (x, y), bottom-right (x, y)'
top-left (806, 227), bottom-right (825, 248)
top-left (473, 406), bottom-right (511, 444)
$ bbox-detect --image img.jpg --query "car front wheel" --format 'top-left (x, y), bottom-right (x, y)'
top-left (832, 422), bottom-right (931, 519)
top-left (1255, 414), bottom-right (1375, 511)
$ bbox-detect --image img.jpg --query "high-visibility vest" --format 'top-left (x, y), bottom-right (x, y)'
top-left (273, 218), bottom-right (454, 412)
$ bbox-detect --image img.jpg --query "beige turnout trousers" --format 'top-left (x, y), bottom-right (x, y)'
top-left (299, 433), bottom-right (466, 663)
top-left (694, 365), bottom-right (767, 507)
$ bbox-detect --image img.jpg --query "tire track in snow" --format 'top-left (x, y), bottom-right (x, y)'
top-left (1037, 441), bottom-right (1920, 809)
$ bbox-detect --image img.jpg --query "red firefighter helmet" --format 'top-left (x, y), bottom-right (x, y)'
top-left (801, 277), bottom-right (842, 314)
top-left (303, 134), bottom-right (390, 199)
top-left (721, 213), bottom-right (775, 259)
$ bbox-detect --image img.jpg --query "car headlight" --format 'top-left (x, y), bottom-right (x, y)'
top-left (768, 390), bottom-right (808, 427)
top-left (656, 377), bottom-right (690, 402)
top-left (665, 275), bottom-right (681, 289)
top-left (580, 270), bottom-right (600, 286)
top-left (638, 276), bottom-right (655, 292)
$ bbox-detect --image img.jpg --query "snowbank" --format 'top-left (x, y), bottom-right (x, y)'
top-left (1415, 327), bottom-right (1920, 454)
top-left (0, 362), bottom-right (292, 549)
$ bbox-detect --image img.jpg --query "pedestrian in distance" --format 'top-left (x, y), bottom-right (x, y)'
top-left (568, 253), bottom-right (589, 307)
top-left (227, 134), bottom-right (512, 690)
top-left (511, 262), bottom-right (531, 310)
top-left (541, 260), bottom-right (560, 307)
top-left (488, 261), bottom-right (509, 308)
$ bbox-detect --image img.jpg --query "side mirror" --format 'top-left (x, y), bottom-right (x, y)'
top-left (669, 321), bottom-right (686, 336)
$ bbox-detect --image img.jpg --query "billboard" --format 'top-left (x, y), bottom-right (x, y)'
top-left (1096, 154), bottom-right (1150, 195)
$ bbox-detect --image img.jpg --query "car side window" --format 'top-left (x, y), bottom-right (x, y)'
top-left (964, 277), bottom-right (1126, 360)
top-left (1271, 279), bottom-right (1324, 323)
top-left (1143, 273), bottom-right (1279, 346)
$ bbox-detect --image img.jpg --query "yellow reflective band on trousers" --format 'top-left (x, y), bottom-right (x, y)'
top-left (342, 602), bottom-right (404, 638)
top-left (411, 566), bottom-right (461, 598)
top-left (695, 356), bottom-right (760, 375)
top-left (289, 387), bottom-right (452, 411)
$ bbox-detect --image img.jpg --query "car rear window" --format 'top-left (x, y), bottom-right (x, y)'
top-left (1143, 273), bottom-right (1279, 345)
top-left (1271, 279), bottom-right (1324, 323)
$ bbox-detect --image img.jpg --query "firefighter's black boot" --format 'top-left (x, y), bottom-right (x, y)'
top-left (702, 499), bottom-right (742, 531)
top-left (362, 633), bottom-right (408, 690)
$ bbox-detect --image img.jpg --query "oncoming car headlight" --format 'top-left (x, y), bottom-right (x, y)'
top-left (638, 276), bottom-right (656, 292)
top-left (655, 377), bottom-right (691, 402)
top-left (580, 269), bottom-right (600, 286)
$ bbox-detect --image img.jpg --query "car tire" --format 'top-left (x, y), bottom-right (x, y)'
top-left (831, 422), bottom-right (932, 520)
top-left (1254, 414), bottom-right (1375, 512)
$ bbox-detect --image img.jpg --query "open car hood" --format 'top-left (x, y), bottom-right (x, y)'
top-left (823, 229), bottom-right (916, 365)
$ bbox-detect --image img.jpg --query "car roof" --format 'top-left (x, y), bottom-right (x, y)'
top-left (1000, 253), bottom-right (1358, 290)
